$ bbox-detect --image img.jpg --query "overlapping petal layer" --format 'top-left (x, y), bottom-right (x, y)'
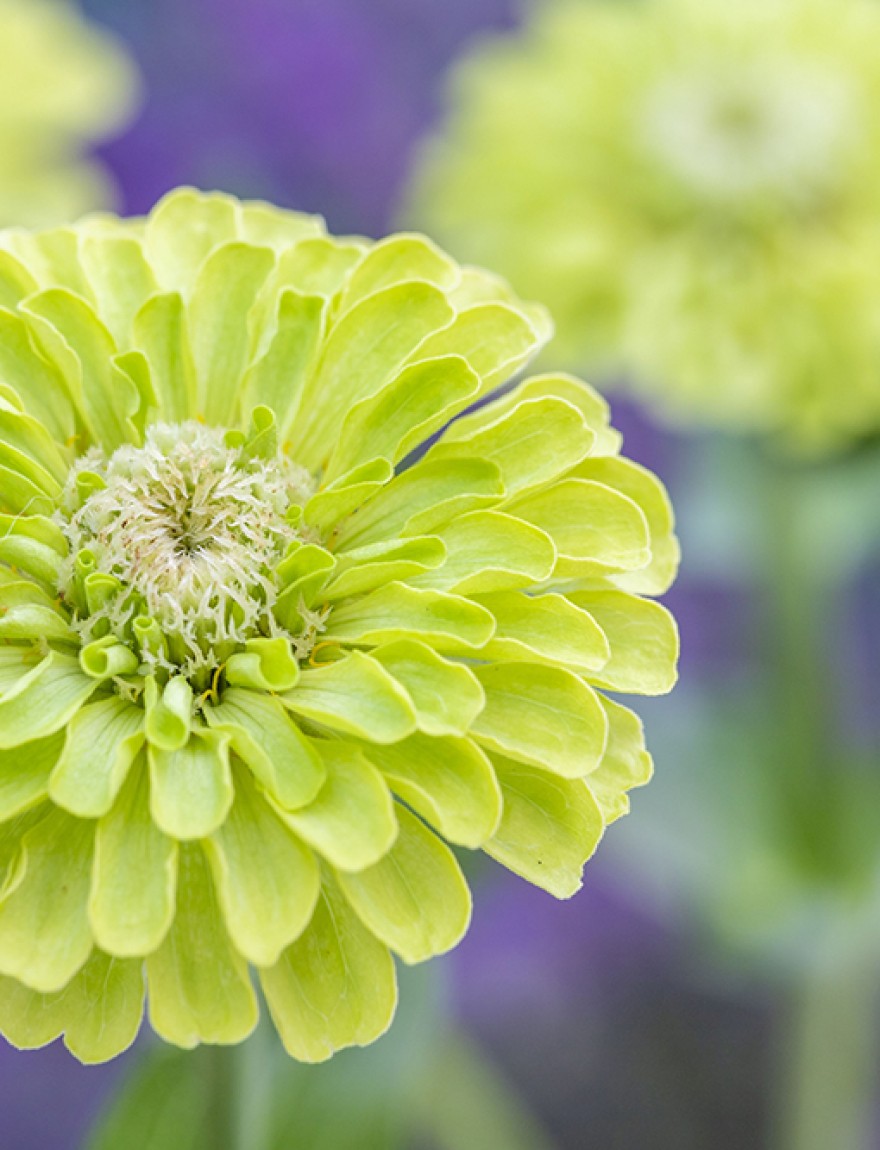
top-left (409, 0), bottom-right (880, 450)
top-left (0, 190), bottom-right (678, 1062)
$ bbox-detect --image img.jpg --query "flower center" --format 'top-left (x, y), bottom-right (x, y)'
top-left (55, 422), bottom-right (318, 678)
top-left (641, 59), bottom-right (856, 204)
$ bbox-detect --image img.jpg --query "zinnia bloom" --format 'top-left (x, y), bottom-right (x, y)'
top-left (0, 189), bottom-right (678, 1063)
top-left (408, 0), bottom-right (880, 450)
top-left (0, 0), bottom-right (137, 226)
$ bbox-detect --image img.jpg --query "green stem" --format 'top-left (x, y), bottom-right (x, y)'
top-left (201, 1044), bottom-right (240, 1150)
top-left (761, 452), bottom-right (834, 877)
top-left (774, 909), bottom-right (880, 1150)
top-left (234, 1017), bottom-right (278, 1150)
top-left (757, 448), bottom-right (879, 1150)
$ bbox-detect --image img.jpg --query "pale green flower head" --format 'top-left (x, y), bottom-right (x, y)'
top-left (0, 189), bottom-right (678, 1063)
top-left (0, 0), bottom-right (137, 227)
top-left (408, 0), bottom-right (880, 450)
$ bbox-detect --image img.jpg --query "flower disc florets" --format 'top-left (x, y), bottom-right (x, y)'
top-left (0, 190), bottom-right (678, 1066)
top-left (408, 0), bottom-right (880, 449)
top-left (56, 423), bottom-right (317, 678)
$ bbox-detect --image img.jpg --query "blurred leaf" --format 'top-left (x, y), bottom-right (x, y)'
top-left (677, 436), bottom-right (880, 586)
top-left (791, 444), bottom-right (880, 583)
top-left (87, 1044), bottom-right (206, 1150)
top-left (411, 1031), bottom-right (558, 1150)
top-left (86, 963), bottom-right (560, 1150)
top-left (263, 962), bottom-right (441, 1150)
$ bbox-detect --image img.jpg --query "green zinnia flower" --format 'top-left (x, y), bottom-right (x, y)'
top-left (0, 0), bottom-right (137, 227)
top-left (407, 0), bottom-right (880, 450)
top-left (0, 188), bottom-right (678, 1063)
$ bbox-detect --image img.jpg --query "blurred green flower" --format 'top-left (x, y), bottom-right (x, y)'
top-left (0, 0), bottom-right (137, 227)
top-left (0, 189), bottom-right (677, 1063)
top-left (408, 0), bottom-right (880, 450)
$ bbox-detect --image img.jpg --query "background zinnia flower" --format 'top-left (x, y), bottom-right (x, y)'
top-left (0, 0), bottom-right (137, 227)
top-left (0, 189), bottom-right (678, 1063)
top-left (407, 0), bottom-right (880, 451)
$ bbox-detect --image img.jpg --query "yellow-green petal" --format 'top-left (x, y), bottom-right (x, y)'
top-left (338, 805), bottom-right (471, 964)
top-left (572, 456), bottom-right (679, 595)
top-left (133, 292), bottom-right (197, 422)
top-left (0, 456), bottom-right (56, 516)
top-left (0, 808), bottom-right (94, 993)
top-left (260, 871), bottom-right (397, 1063)
top-left (333, 457), bottom-right (504, 550)
top-left (485, 753), bottom-right (605, 898)
top-left (569, 590), bottom-right (679, 695)
top-left (474, 590), bottom-right (611, 674)
top-left (267, 236), bottom-right (363, 298)
top-left (0, 647), bottom-right (39, 695)
top-left (586, 695), bottom-right (654, 824)
top-left (0, 512), bottom-right (66, 587)
top-left (0, 600), bottom-right (75, 643)
top-left (205, 688), bottom-right (325, 810)
top-left (291, 281), bottom-right (455, 469)
top-left (144, 188), bottom-right (238, 296)
top-left (149, 729), bottom-right (234, 841)
top-left (281, 651), bottom-right (417, 744)
top-left (324, 354), bottom-right (480, 482)
top-left (406, 302), bottom-right (545, 395)
top-left (79, 637), bottom-right (139, 681)
top-left (447, 373), bottom-right (615, 455)
top-left (302, 457), bottom-right (393, 535)
top-left (408, 509), bottom-right (556, 594)
top-left (23, 288), bottom-right (140, 450)
top-left (49, 696), bottom-right (144, 817)
top-left (0, 650), bottom-right (99, 749)
top-left (62, 952), bottom-right (145, 1064)
top-left (508, 478), bottom-right (650, 580)
top-left (204, 764), bottom-right (320, 967)
top-left (240, 288), bottom-right (324, 437)
top-left (189, 241), bottom-right (274, 424)
top-left (471, 662), bottom-right (608, 778)
top-left (432, 396), bottom-right (595, 497)
top-left (363, 733), bottom-right (501, 848)
top-left (79, 234), bottom-right (157, 350)
top-left (0, 951), bottom-right (144, 1065)
top-left (224, 637), bottom-right (300, 692)
top-left (324, 582), bottom-right (495, 652)
top-left (144, 675), bottom-right (193, 751)
top-left (0, 401), bottom-right (69, 483)
top-left (337, 233), bottom-right (460, 313)
top-left (89, 756), bottom-right (178, 958)
top-left (0, 731), bottom-right (64, 821)
top-left (146, 843), bottom-right (258, 1048)
top-left (0, 309), bottom-right (75, 443)
top-left (370, 639), bottom-right (485, 737)
top-left (273, 740), bottom-right (397, 872)
top-left (323, 536), bottom-right (446, 601)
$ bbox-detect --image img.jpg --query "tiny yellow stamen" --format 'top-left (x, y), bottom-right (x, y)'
top-left (309, 640), bottom-right (339, 667)
top-left (204, 662), bottom-right (225, 706)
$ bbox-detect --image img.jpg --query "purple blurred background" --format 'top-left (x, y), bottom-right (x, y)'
top-left (90, 0), bottom-right (518, 235)
top-left (3, 2), bottom-right (877, 1148)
